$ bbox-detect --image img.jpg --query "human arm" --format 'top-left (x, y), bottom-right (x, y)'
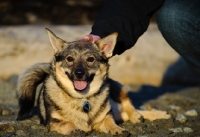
top-left (88, 0), bottom-right (165, 55)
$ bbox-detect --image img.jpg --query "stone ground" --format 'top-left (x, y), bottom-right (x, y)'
top-left (0, 78), bottom-right (200, 137)
top-left (0, 23), bottom-right (200, 137)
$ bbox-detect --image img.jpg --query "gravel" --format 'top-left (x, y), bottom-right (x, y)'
top-left (0, 79), bottom-right (200, 137)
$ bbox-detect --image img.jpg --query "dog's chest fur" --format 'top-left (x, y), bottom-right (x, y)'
top-left (40, 75), bottom-right (111, 131)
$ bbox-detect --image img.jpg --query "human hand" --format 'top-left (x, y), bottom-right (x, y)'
top-left (81, 34), bottom-right (101, 43)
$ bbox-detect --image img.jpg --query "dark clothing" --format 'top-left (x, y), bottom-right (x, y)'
top-left (90, 0), bottom-right (165, 55)
top-left (157, 0), bottom-right (200, 77)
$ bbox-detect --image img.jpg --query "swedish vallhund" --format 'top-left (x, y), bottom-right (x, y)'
top-left (16, 28), bottom-right (170, 136)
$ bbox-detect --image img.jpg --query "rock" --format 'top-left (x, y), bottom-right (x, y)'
top-left (169, 105), bottom-right (181, 111)
top-left (35, 119), bottom-right (40, 124)
top-left (31, 125), bottom-right (38, 129)
top-left (139, 105), bottom-right (152, 110)
top-left (0, 124), bottom-right (15, 134)
top-left (169, 127), bottom-right (183, 133)
top-left (21, 119), bottom-right (33, 126)
top-left (16, 130), bottom-right (27, 136)
top-left (175, 113), bottom-right (187, 123)
top-left (139, 105), bottom-right (147, 110)
top-left (183, 127), bottom-right (193, 133)
top-left (1, 108), bottom-right (13, 116)
top-left (30, 124), bottom-right (44, 130)
top-left (169, 127), bottom-right (193, 134)
top-left (184, 109), bottom-right (198, 117)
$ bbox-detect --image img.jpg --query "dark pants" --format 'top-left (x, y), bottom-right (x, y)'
top-left (156, 0), bottom-right (200, 76)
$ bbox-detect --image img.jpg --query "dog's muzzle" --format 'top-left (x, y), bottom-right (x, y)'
top-left (73, 68), bottom-right (89, 91)
top-left (65, 67), bottom-right (95, 92)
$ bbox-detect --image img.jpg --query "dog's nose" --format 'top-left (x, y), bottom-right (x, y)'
top-left (75, 68), bottom-right (85, 79)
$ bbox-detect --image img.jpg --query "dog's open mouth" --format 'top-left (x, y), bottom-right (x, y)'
top-left (73, 80), bottom-right (88, 91)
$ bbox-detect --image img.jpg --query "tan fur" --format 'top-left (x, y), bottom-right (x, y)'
top-left (122, 99), bottom-right (142, 123)
top-left (49, 120), bottom-right (77, 135)
top-left (109, 82), bottom-right (171, 123)
top-left (44, 75), bottom-right (115, 133)
top-left (93, 114), bottom-right (124, 134)
top-left (16, 29), bottom-right (170, 136)
top-left (118, 88), bottom-right (142, 123)
top-left (17, 29), bottom-right (125, 135)
top-left (137, 110), bottom-right (171, 121)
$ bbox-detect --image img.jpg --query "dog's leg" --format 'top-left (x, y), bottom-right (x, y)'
top-left (120, 88), bottom-right (143, 123)
top-left (108, 78), bottom-right (143, 123)
top-left (104, 114), bottom-right (124, 135)
top-left (121, 98), bottom-right (143, 123)
top-left (47, 111), bottom-right (78, 135)
top-left (137, 110), bottom-right (171, 121)
top-left (48, 120), bottom-right (77, 135)
top-left (110, 98), bottom-right (142, 123)
top-left (94, 114), bottom-right (124, 135)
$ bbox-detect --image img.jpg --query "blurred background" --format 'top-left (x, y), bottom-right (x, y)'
top-left (0, 0), bottom-right (199, 88)
top-left (0, 0), bottom-right (105, 25)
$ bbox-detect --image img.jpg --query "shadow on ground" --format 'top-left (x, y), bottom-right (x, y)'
top-left (129, 57), bottom-right (200, 108)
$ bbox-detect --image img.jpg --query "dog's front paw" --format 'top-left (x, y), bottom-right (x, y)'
top-left (129, 111), bottom-right (143, 124)
top-left (110, 125), bottom-right (124, 135)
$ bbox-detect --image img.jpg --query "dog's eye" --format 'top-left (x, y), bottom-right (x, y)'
top-left (87, 57), bottom-right (95, 62)
top-left (66, 56), bottom-right (74, 62)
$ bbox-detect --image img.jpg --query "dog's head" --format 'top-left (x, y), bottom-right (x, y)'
top-left (46, 28), bottom-right (117, 98)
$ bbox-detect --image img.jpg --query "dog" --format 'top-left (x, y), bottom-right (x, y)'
top-left (16, 29), bottom-right (170, 135)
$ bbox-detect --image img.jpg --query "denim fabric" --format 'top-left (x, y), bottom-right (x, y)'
top-left (156, 0), bottom-right (200, 76)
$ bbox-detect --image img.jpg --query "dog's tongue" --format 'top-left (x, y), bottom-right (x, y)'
top-left (74, 81), bottom-right (87, 91)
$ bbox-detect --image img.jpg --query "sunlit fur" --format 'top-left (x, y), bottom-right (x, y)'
top-left (16, 29), bottom-right (171, 136)
top-left (16, 30), bottom-right (127, 135)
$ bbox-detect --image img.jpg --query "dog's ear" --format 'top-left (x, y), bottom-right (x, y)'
top-left (96, 32), bottom-right (118, 58)
top-left (45, 28), bottom-right (65, 55)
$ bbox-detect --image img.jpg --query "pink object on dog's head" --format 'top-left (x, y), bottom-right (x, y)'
top-left (82, 34), bottom-right (101, 43)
